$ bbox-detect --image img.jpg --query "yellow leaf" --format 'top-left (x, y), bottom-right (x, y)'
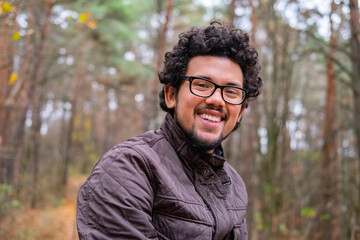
top-left (87, 20), bottom-right (97, 29)
top-left (1, 2), bottom-right (12, 13)
top-left (12, 31), bottom-right (20, 40)
top-left (8, 73), bottom-right (18, 84)
top-left (79, 12), bottom-right (90, 23)
top-left (84, 119), bottom-right (91, 131)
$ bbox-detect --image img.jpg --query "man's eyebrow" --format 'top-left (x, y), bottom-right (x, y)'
top-left (225, 82), bottom-right (242, 87)
top-left (194, 74), bottom-right (211, 80)
top-left (194, 75), bottom-right (243, 87)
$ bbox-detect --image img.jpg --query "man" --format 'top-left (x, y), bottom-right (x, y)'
top-left (77, 20), bottom-right (262, 240)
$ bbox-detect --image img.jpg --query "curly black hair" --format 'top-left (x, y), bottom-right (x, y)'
top-left (159, 20), bottom-right (262, 114)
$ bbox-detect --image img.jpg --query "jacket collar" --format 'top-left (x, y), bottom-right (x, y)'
top-left (160, 113), bottom-right (226, 169)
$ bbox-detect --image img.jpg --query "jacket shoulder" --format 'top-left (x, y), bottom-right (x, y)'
top-left (84, 129), bottom-right (169, 186)
top-left (77, 130), bottom-right (164, 239)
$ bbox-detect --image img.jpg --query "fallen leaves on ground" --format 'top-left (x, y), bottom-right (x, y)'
top-left (0, 176), bottom-right (86, 240)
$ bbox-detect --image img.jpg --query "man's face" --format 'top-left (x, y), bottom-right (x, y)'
top-left (164, 55), bottom-right (246, 151)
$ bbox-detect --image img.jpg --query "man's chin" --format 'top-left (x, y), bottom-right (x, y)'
top-left (174, 114), bottom-right (223, 151)
top-left (184, 132), bottom-right (223, 152)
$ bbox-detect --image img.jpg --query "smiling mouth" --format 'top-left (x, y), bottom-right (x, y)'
top-left (200, 114), bottom-right (221, 122)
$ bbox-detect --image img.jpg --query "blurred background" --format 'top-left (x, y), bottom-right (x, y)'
top-left (0, 0), bottom-right (359, 239)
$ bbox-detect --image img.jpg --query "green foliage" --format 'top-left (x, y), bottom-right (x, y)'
top-left (264, 183), bottom-right (275, 194)
top-left (299, 149), bottom-right (321, 163)
top-left (291, 229), bottom-right (300, 236)
top-left (19, 229), bottom-right (39, 240)
top-left (0, 184), bottom-right (21, 220)
top-left (320, 213), bottom-right (331, 221)
top-left (279, 223), bottom-right (288, 234)
top-left (0, 184), bottom-right (12, 197)
top-left (253, 211), bottom-right (264, 230)
top-left (11, 199), bottom-right (20, 208)
top-left (53, 0), bottom-right (156, 86)
top-left (301, 207), bottom-right (316, 218)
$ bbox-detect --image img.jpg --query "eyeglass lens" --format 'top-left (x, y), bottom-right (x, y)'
top-left (190, 78), bottom-right (245, 104)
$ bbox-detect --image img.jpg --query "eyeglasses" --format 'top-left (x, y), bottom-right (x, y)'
top-left (181, 76), bottom-right (248, 105)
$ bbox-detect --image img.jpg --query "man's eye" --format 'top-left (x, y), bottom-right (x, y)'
top-left (225, 88), bottom-right (243, 99)
top-left (197, 83), bottom-right (209, 88)
top-left (193, 81), bottom-right (211, 88)
top-left (225, 89), bottom-right (238, 95)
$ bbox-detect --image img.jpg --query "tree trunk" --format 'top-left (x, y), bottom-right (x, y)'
top-left (9, 0), bottom-right (52, 186)
top-left (146, 0), bottom-right (173, 130)
top-left (315, 1), bottom-right (340, 239)
top-left (61, 50), bottom-right (86, 193)
top-left (0, 8), bottom-right (10, 114)
top-left (224, 0), bottom-right (238, 162)
top-left (0, 5), bottom-right (11, 184)
top-left (245, 1), bottom-right (261, 239)
top-left (349, 0), bottom-right (360, 239)
top-left (228, 0), bottom-right (237, 23)
top-left (259, 2), bottom-right (296, 238)
top-left (62, 92), bottom-right (76, 190)
top-left (30, 91), bottom-right (42, 209)
top-left (103, 85), bottom-right (112, 153)
top-left (261, 1), bottom-right (281, 236)
top-left (5, 7), bottom-right (34, 188)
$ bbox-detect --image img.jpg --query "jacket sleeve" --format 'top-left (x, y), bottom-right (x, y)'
top-left (76, 146), bottom-right (158, 239)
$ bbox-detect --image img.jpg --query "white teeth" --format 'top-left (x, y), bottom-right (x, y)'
top-left (200, 114), bottom-right (220, 122)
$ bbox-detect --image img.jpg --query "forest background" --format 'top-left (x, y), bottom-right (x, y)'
top-left (0, 0), bottom-right (360, 239)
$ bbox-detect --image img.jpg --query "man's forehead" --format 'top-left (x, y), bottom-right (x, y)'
top-left (185, 56), bottom-right (244, 85)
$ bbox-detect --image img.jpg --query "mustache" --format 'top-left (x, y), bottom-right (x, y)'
top-left (195, 105), bottom-right (228, 120)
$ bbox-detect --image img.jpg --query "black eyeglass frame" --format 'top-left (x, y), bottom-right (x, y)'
top-left (180, 76), bottom-right (249, 105)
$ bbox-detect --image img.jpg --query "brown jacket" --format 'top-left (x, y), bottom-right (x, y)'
top-left (77, 114), bottom-right (248, 239)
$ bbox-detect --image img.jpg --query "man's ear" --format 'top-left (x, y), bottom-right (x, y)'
top-left (237, 105), bottom-right (246, 122)
top-left (164, 84), bottom-right (176, 109)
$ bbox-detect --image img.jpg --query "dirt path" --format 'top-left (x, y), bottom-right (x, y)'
top-left (1, 176), bottom-right (86, 240)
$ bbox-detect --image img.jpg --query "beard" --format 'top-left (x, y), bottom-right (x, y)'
top-left (182, 126), bottom-right (223, 152)
top-left (177, 115), bottom-right (242, 152)
top-left (174, 107), bottom-right (228, 152)
top-left (172, 94), bottom-right (241, 151)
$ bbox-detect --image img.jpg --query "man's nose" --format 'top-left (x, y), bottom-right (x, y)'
top-left (205, 88), bottom-right (225, 107)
